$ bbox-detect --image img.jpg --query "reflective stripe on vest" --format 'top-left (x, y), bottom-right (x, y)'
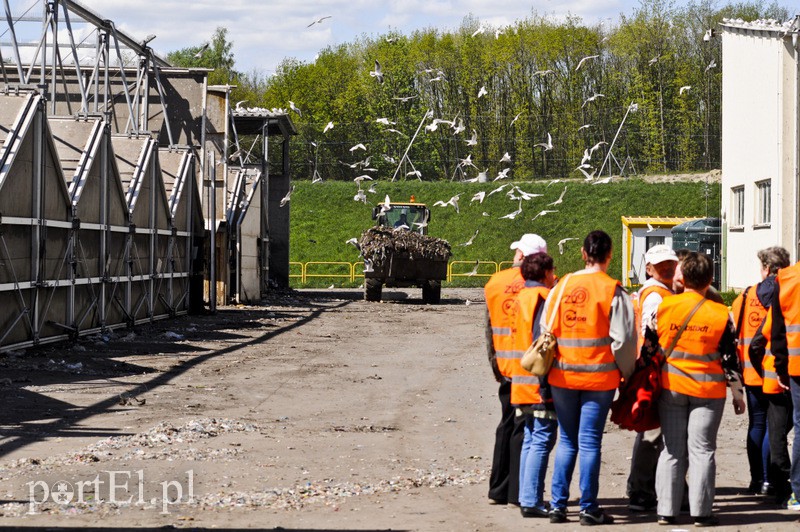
top-left (510, 285), bottom-right (551, 406)
top-left (548, 272), bottom-right (621, 392)
top-left (776, 264), bottom-right (800, 376)
top-left (733, 287), bottom-right (767, 386)
top-left (658, 292), bottom-right (729, 399)
top-left (485, 267), bottom-right (525, 378)
top-left (762, 348), bottom-right (783, 394)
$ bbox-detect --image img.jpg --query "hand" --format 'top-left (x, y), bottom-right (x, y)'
top-left (732, 397), bottom-right (746, 415)
top-left (779, 374), bottom-right (790, 391)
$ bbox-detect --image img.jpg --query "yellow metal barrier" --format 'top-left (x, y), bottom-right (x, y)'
top-left (448, 260), bottom-right (498, 282)
top-left (289, 261), bottom-right (305, 283)
top-left (304, 262), bottom-right (355, 284)
top-left (498, 261), bottom-right (515, 271)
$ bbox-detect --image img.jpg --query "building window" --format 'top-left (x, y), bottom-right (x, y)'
top-left (755, 180), bottom-right (771, 227)
top-left (731, 186), bottom-right (744, 229)
top-left (646, 235), bottom-right (665, 249)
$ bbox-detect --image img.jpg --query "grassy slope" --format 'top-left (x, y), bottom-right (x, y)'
top-left (290, 178), bottom-right (720, 287)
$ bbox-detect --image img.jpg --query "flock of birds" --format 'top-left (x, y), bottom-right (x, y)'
top-left (274, 14), bottom-right (720, 260)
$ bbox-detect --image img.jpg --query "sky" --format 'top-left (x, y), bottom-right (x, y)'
top-left (10, 0), bottom-right (700, 75)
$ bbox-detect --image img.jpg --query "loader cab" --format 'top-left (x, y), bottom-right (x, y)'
top-left (372, 202), bottom-right (430, 234)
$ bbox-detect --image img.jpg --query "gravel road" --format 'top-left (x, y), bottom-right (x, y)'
top-left (0, 287), bottom-right (797, 530)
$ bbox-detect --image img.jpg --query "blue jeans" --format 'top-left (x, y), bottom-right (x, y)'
top-left (745, 385), bottom-right (770, 487)
top-left (519, 414), bottom-right (557, 509)
top-left (790, 377), bottom-right (800, 496)
top-left (549, 386), bottom-right (615, 511)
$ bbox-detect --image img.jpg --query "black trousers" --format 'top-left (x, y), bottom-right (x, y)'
top-left (488, 380), bottom-right (524, 505)
top-left (766, 391), bottom-right (793, 503)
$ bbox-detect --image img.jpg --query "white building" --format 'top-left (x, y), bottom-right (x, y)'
top-left (720, 17), bottom-right (800, 290)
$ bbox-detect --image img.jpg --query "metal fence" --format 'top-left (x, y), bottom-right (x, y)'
top-left (288, 260), bottom-right (514, 285)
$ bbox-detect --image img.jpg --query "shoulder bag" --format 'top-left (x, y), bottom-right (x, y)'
top-left (520, 274), bottom-right (571, 376)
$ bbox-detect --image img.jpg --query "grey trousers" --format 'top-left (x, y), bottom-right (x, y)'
top-left (656, 389), bottom-right (724, 517)
top-left (627, 427), bottom-right (663, 500)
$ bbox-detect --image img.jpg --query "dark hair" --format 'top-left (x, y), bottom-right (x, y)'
top-left (681, 251), bottom-right (713, 289)
top-left (583, 230), bottom-right (612, 265)
top-left (757, 246), bottom-right (790, 275)
top-left (674, 248), bottom-right (691, 261)
top-left (521, 252), bottom-right (554, 282)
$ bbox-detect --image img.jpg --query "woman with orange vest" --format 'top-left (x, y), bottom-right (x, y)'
top-left (510, 252), bottom-right (557, 518)
top-left (539, 230), bottom-right (637, 525)
top-left (653, 252), bottom-right (744, 527)
top-left (484, 233), bottom-right (548, 506)
top-left (734, 246), bottom-right (790, 499)
top-left (764, 256), bottom-right (800, 509)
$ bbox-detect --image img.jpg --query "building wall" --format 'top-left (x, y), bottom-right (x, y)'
top-left (721, 27), bottom-right (796, 289)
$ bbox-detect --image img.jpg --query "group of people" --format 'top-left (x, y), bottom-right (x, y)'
top-left (484, 230), bottom-right (800, 526)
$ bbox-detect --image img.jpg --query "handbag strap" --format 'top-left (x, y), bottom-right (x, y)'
top-left (544, 273), bottom-right (571, 332)
top-left (664, 297), bottom-right (707, 358)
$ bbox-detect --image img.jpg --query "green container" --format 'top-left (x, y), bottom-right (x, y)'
top-left (671, 218), bottom-right (721, 289)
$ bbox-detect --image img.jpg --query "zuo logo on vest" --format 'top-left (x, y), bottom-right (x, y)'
top-left (564, 287), bottom-right (589, 306)
top-left (747, 311), bottom-right (763, 329)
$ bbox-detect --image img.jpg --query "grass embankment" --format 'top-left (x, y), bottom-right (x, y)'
top-left (290, 178), bottom-right (719, 288)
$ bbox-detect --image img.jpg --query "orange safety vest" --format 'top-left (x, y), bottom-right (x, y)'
top-left (548, 271), bottom-right (621, 391)
top-left (759, 310), bottom-right (783, 393)
top-left (634, 283), bottom-right (674, 351)
top-left (776, 263), bottom-right (800, 376)
top-left (510, 284), bottom-right (551, 406)
top-left (732, 286), bottom-right (767, 387)
top-left (657, 292), bottom-right (729, 399)
top-left (485, 266), bottom-right (525, 379)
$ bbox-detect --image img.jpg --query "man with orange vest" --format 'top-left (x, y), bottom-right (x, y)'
top-left (510, 252), bottom-right (556, 518)
top-left (627, 244), bottom-right (678, 512)
top-left (734, 246), bottom-right (790, 500)
top-left (485, 233), bottom-right (547, 506)
top-left (768, 258), bottom-right (800, 510)
top-left (653, 252), bottom-right (744, 527)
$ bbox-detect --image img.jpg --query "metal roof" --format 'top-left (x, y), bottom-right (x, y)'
top-left (232, 108), bottom-right (297, 136)
top-left (719, 17), bottom-right (799, 34)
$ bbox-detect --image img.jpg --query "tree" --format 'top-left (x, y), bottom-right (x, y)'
top-left (168, 27), bottom-right (236, 85)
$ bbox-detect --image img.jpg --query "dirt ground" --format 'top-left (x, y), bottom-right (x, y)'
top-left (0, 287), bottom-right (797, 531)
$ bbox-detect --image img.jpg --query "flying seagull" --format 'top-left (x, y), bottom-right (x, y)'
top-left (478, 86), bottom-right (488, 98)
top-left (193, 43), bottom-right (209, 59)
top-left (376, 118), bottom-right (396, 125)
top-left (575, 54), bottom-right (599, 71)
top-left (557, 237), bottom-right (577, 255)
top-left (459, 229), bottom-right (479, 247)
top-left (510, 112), bottom-right (522, 127)
top-left (307, 15), bottom-right (332, 28)
top-left (465, 260), bottom-right (480, 277)
top-left (288, 101), bottom-right (302, 116)
top-left (705, 59), bottom-right (717, 72)
top-left (647, 222), bottom-right (655, 233)
top-left (471, 191), bottom-right (486, 204)
top-left (323, 121), bottom-right (334, 133)
top-left (548, 186), bottom-right (568, 206)
top-left (592, 176), bottom-right (613, 185)
top-left (535, 133), bottom-right (553, 151)
top-left (349, 143), bottom-right (367, 152)
top-left (370, 60), bottom-right (384, 84)
top-left (531, 209), bottom-right (558, 221)
top-left (679, 85), bottom-right (691, 95)
top-left (279, 185), bottom-right (295, 207)
top-left (581, 93), bottom-right (605, 108)
top-left (494, 168), bottom-right (511, 181)
top-left (466, 130), bottom-right (478, 146)
top-left (499, 152), bottom-right (512, 164)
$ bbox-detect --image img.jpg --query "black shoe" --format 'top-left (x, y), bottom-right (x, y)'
top-left (628, 495), bottom-right (657, 512)
top-left (748, 480), bottom-right (763, 494)
top-left (488, 497), bottom-right (507, 505)
top-left (521, 505), bottom-right (549, 518)
top-left (579, 508), bottom-right (614, 526)
top-left (694, 515), bottom-right (719, 527)
top-left (550, 507), bottom-right (568, 523)
top-left (657, 515), bottom-right (676, 525)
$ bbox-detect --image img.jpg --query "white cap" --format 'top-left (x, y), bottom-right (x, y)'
top-left (510, 234), bottom-right (547, 256)
top-left (645, 244), bottom-right (678, 265)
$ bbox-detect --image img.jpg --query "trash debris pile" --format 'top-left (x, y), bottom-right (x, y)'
top-left (358, 227), bottom-right (451, 268)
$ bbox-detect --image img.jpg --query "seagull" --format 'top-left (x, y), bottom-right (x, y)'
top-left (577, 166), bottom-right (596, 181)
top-left (349, 143), bottom-right (367, 152)
top-left (367, 183), bottom-right (377, 194)
top-left (459, 154), bottom-right (477, 169)
top-left (381, 195), bottom-right (392, 213)
top-left (471, 26), bottom-right (485, 38)
top-left (499, 152), bottom-right (512, 163)
top-left (406, 170), bottom-right (422, 179)
top-left (535, 132), bottom-right (553, 151)
top-left (229, 147), bottom-right (244, 162)
top-left (510, 112), bottom-right (522, 127)
top-left (345, 237), bottom-right (359, 247)
top-left (557, 237), bottom-right (577, 255)
top-left (592, 176), bottom-right (613, 185)
top-left (466, 130), bottom-right (478, 146)
top-left (459, 230), bottom-right (479, 246)
top-left (679, 85), bottom-right (691, 95)
top-left (478, 85), bottom-right (488, 98)
top-left (452, 118), bottom-right (466, 135)
top-left (495, 29), bottom-right (504, 39)
top-left (392, 95), bottom-right (418, 102)
top-left (425, 122), bottom-right (439, 132)
top-left (648, 56), bottom-right (659, 65)
top-left (307, 15), bottom-right (332, 27)
top-left (490, 168), bottom-right (509, 182)
top-left (354, 175), bottom-right (373, 183)
top-left (580, 148), bottom-right (592, 165)
top-left (705, 59), bottom-right (717, 72)
top-left (500, 201), bottom-right (523, 220)
top-left (370, 60), bottom-right (384, 84)
top-left (581, 93), bottom-right (605, 108)
top-left (475, 169), bottom-right (488, 183)
top-left (646, 222), bottom-right (655, 233)
top-left (514, 187), bottom-right (542, 201)
top-left (548, 186), bottom-right (568, 206)
top-left (193, 43), bottom-right (209, 59)
top-left (471, 191), bottom-right (486, 204)
top-left (465, 260), bottom-right (480, 277)
top-left (386, 128), bottom-right (407, 136)
top-left (575, 54), bottom-right (599, 71)
top-left (577, 124), bottom-right (594, 131)
top-left (235, 100), bottom-right (248, 110)
top-left (323, 121), bottom-right (334, 133)
top-left (434, 194), bottom-right (461, 213)
top-left (279, 185), bottom-right (295, 207)
top-left (703, 28), bottom-right (715, 42)
top-left (531, 209), bottom-right (558, 221)
top-left (413, 221), bottom-right (428, 230)
top-left (534, 69), bottom-right (554, 77)
top-left (589, 141), bottom-right (607, 155)
top-left (376, 118), bottom-right (396, 125)
top-left (328, 284), bottom-right (335, 289)
top-left (488, 183), bottom-right (509, 196)
top-left (288, 101), bottom-right (302, 117)
top-left (354, 189), bottom-right (367, 203)
top-left (363, 258), bottom-right (374, 273)
top-left (546, 179), bottom-right (562, 187)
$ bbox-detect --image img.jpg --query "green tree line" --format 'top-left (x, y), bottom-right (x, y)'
top-left (170, 0), bottom-right (789, 182)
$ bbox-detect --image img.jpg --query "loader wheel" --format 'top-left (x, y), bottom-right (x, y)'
top-left (422, 280), bottom-right (441, 304)
top-left (365, 278), bottom-right (383, 302)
